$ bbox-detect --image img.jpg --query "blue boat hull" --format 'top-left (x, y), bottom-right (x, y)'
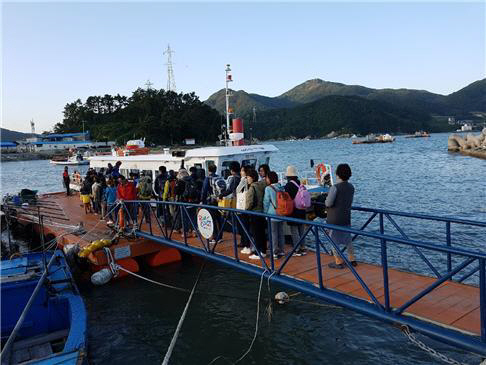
top-left (1, 251), bottom-right (87, 364)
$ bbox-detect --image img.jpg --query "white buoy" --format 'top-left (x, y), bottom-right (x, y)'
top-left (275, 292), bottom-right (290, 304)
top-left (91, 268), bottom-right (113, 285)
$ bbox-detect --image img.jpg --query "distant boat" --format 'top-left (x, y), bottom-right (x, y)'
top-left (352, 133), bottom-right (395, 144)
top-left (50, 154), bottom-right (89, 165)
top-left (113, 138), bottom-right (150, 157)
top-left (405, 131), bottom-right (430, 138)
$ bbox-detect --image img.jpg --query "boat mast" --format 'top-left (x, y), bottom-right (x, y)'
top-left (225, 64), bottom-right (233, 146)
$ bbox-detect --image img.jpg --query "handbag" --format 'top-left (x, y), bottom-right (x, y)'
top-left (236, 190), bottom-right (247, 210)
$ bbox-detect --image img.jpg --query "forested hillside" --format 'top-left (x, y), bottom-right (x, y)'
top-left (53, 88), bottom-right (221, 145)
top-left (251, 95), bottom-right (451, 140)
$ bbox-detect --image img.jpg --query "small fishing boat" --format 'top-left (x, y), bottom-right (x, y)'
top-left (1, 250), bottom-right (87, 364)
top-left (405, 131), bottom-right (430, 138)
top-left (352, 133), bottom-right (395, 144)
top-left (50, 154), bottom-right (89, 166)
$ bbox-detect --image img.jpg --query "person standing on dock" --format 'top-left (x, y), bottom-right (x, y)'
top-left (245, 169), bottom-right (267, 260)
top-left (62, 166), bottom-right (70, 196)
top-left (326, 163), bottom-right (356, 269)
top-left (284, 166), bottom-right (307, 256)
top-left (258, 164), bottom-right (270, 181)
top-left (154, 166), bottom-right (168, 218)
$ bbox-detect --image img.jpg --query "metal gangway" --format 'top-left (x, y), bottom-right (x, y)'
top-left (117, 200), bottom-right (486, 357)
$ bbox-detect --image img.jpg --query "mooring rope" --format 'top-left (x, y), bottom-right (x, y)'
top-left (233, 269), bottom-right (268, 364)
top-left (161, 262), bottom-right (206, 365)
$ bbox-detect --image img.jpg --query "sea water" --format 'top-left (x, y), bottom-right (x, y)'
top-left (1, 133), bottom-right (485, 364)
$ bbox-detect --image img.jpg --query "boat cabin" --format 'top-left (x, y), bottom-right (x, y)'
top-left (88, 144), bottom-right (278, 181)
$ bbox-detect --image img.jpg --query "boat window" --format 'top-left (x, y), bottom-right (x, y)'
top-left (221, 160), bottom-right (237, 177)
top-left (242, 159), bottom-right (256, 168)
top-left (205, 160), bottom-right (215, 172)
top-left (141, 170), bottom-right (153, 180)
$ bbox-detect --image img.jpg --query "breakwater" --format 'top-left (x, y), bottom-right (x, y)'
top-left (0, 151), bottom-right (65, 162)
top-left (448, 128), bottom-right (486, 160)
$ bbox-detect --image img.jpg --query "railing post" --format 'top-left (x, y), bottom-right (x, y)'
top-left (480, 258), bottom-right (486, 342)
top-left (267, 217), bottom-right (274, 271)
top-left (314, 227), bottom-right (324, 289)
top-left (379, 213), bottom-right (390, 311)
top-left (446, 221), bottom-right (452, 277)
top-left (381, 239), bottom-right (390, 311)
top-left (231, 212), bottom-right (239, 262)
top-left (379, 212), bottom-right (384, 235)
top-left (180, 206), bottom-right (187, 245)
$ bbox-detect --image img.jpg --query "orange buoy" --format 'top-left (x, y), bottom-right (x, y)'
top-left (315, 163), bottom-right (328, 183)
top-left (145, 248), bottom-right (182, 267)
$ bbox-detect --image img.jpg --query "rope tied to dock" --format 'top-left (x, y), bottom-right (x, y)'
top-left (161, 262), bottom-right (206, 365)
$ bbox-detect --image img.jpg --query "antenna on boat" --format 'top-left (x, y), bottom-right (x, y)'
top-left (225, 64), bottom-right (233, 146)
top-left (164, 44), bottom-right (176, 92)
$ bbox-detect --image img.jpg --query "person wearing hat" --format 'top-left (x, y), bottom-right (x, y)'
top-left (284, 165), bottom-right (307, 256)
top-left (326, 163), bottom-right (356, 269)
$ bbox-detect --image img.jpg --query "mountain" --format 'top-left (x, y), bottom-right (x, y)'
top-left (204, 89), bottom-right (296, 117)
top-left (1, 128), bottom-right (33, 142)
top-left (278, 79), bottom-right (374, 103)
top-left (445, 79), bottom-right (486, 115)
top-left (251, 95), bottom-right (450, 140)
top-left (205, 78), bottom-right (486, 117)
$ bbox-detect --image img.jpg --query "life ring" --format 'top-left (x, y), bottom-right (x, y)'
top-left (315, 164), bottom-right (328, 183)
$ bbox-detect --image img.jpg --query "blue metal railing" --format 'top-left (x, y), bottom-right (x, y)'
top-left (115, 200), bottom-right (486, 356)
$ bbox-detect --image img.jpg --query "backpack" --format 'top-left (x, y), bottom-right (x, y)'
top-left (138, 177), bottom-right (152, 198)
top-left (271, 185), bottom-right (294, 216)
top-left (183, 176), bottom-right (201, 202)
top-left (291, 180), bottom-right (311, 210)
top-left (210, 176), bottom-right (227, 198)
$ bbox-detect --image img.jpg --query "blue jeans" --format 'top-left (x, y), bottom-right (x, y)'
top-left (270, 219), bottom-right (284, 254)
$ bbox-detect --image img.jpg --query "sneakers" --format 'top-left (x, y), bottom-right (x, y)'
top-left (249, 253), bottom-right (266, 260)
top-left (240, 247), bottom-right (252, 254)
top-left (273, 252), bottom-right (285, 259)
top-left (351, 261), bottom-right (358, 267)
top-left (328, 262), bottom-right (345, 269)
top-left (292, 249), bottom-right (307, 257)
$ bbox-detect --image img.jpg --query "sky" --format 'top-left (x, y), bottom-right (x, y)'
top-left (2, 1), bottom-right (485, 133)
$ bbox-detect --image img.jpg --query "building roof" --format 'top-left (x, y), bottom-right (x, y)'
top-left (42, 132), bottom-right (89, 139)
top-left (0, 141), bottom-right (18, 147)
top-left (33, 141), bottom-right (92, 145)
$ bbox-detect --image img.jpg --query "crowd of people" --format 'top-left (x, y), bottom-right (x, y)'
top-left (63, 160), bottom-right (356, 269)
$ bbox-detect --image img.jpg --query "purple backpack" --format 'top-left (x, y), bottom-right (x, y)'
top-left (291, 181), bottom-right (311, 210)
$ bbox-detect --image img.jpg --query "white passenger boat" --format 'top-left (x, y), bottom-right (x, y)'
top-left (50, 154), bottom-right (89, 165)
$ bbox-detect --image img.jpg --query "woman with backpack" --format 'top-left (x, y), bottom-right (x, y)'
top-left (284, 165), bottom-right (307, 256)
top-left (245, 169), bottom-right (267, 260)
top-left (263, 171), bottom-right (285, 259)
top-left (137, 174), bottom-right (153, 224)
top-left (174, 169), bottom-right (196, 238)
top-left (162, 170), bottom-right (177, 227)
